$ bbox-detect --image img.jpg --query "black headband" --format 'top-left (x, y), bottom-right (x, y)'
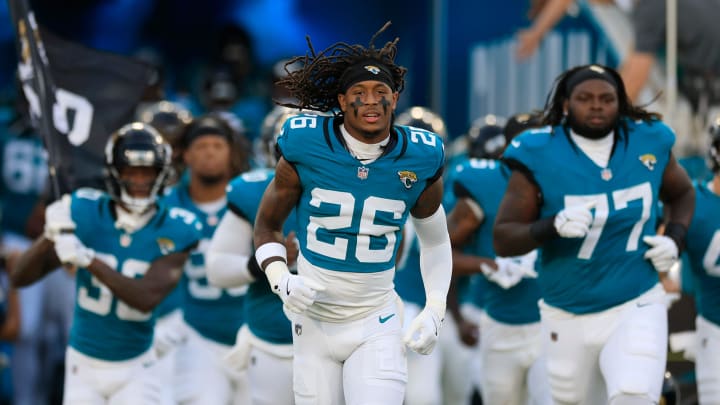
top-left (183, 119), bottom-right (233, 147)
top-left (339, 60), bottom-right (395, 93)
top-left (565, 65), bottom-right (619, 95)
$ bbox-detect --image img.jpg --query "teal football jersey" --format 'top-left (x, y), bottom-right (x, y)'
top-left (226, 168), bottom-right (296, 344)
top-left (503, 120), bottom-right (673, 313)
top-left (69, 188), bottom-right (202, 361)
top-left (0, 127), bottom-right (47, 235)
top-left (685, 182), bottom-right (720, 326)
top-left (453, 158), bottom-right (541, 324)
top-left (163, 184), bottom-right (244, 346)
top-left (277, 114), bottom-right (445, 274)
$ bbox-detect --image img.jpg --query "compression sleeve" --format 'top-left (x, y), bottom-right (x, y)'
top-left (206, 210), bottom-right (259, 288)
top-left (410, 205), bottom-right (452, 314)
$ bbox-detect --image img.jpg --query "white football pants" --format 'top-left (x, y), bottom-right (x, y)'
top-left (540, 283), bottom-right (668, 405)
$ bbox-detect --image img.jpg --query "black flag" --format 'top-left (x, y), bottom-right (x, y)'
top-left (9, 0), bottom-right (157, 196)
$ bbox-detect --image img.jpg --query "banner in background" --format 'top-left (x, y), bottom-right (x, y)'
top-left (9, 0), bottom-right (156, 196)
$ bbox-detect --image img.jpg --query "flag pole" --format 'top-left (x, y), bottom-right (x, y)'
top-left (8, 0), bottom-right (64, 200)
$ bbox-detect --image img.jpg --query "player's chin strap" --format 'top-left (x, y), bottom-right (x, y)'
top-left (410, 205), bottom-right (452, 319)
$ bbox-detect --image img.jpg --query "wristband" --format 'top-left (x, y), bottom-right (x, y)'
top-left (255, 242), bottom-right (287, 269)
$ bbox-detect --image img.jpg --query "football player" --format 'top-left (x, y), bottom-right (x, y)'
top-left (684, 122), bottom-right (720, 404)
top-left (10, 123), bottom-right (203, 404)
top-left (253, 23), bottom-right (452, 405)
top-left (162, 114), bottom-right (250, 404)
top-left (206, 106), bottom-right (301, 404)
top-left (447, 113), bottom-right (552, 405)
top-left (494, 64), bottom-right (695, 404)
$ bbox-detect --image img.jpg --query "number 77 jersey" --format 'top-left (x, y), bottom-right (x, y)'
top-left (502, 120), bottom-right (674, 314)
top-left (277, 114), bottom-right (445, 273)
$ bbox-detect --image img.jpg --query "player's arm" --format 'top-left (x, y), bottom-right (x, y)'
top-left (253, 157), bottom-right (323, 313)
top-left (84, 250), bottom-right (190, 313)
top-left (410, 177), bottom-right (452, 306)
top-left (642, 154), bottom-right (695, 274)
top-left (10, 237), bottom-right (61, 287)
top-left (0, 284), bottom-right (20, 341)
top-left (254, 157), bottom-right (301, 262)
top-left (658, 153), bottom-right (695, 245)
top-left (493, 171), bottom-right (544, 256)
top-left (447, 197), bottom-right (496, 276)
top-left (206, 211), bottom-right (262, 288)
top-left (404, 177), bottom-right (453, 354)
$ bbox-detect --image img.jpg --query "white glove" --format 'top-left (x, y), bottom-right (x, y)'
top-left (643, 235), bottom-right (678, 273)
top-left (153, 311), bottom-right (187, 358)
top-left (403, 300), bottom-right (444, 355)
top-left (53, 234), bottom-right (95, 268)
top-left (517, 250), bottom-right (539, 278)
top-left (481, 256), bottom-right (537, 289)
top-left (481, 258), bottom-right (524, 289)
top-left (44, 195), bottom-right (76, 241)
top-left (554, 202), bottom-right (595, 238)
top-left (266, 261), bottom-right (325, 314)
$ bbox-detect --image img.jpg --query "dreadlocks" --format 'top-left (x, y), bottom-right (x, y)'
top-left (275, 21), bottom-right (407, 114)
top-left (542, 64), bottom-right (661, 135)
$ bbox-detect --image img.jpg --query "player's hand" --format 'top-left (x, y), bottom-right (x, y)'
top-left (643, 235), bottom-right (678, 273)
top-left (44, 195), bottom-right (75, 241)
top-left (481, 257), bottom-right (534, 289)
top-left (403, 302), bottom-right (444, 355)
top-left (553, 202), bottom-right (595, 238)
top-left (53, 233), bottom-right (94, 268)
top-left (266, 262), bottom-right (325, 314)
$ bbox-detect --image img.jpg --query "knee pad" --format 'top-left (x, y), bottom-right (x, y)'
top-left (608, 393), bottom-right (654, 405)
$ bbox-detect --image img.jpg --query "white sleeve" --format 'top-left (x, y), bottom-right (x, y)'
top-left (410, 205), bottom-right (452, 314)
top-left (206, 210), bottom-right (256, 288)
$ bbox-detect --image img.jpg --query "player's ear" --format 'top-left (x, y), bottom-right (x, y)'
top-left (337, 93), bottom-right (347, 113)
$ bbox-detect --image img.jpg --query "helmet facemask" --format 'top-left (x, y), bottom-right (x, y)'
top-left (105, 123), bottom-right (172, 215)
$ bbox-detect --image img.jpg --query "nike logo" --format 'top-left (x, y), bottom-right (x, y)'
top-left (379, 314), bottom-right (395, 324)
top-left (511, 140), bottom-right (521, 148)
top-left (636, 302), bottom-right (652, 308)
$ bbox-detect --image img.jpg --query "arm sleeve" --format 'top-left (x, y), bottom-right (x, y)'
top-left (206, 211), bottom-right (257, 288)
top-left (410, 205), bottom-right (452, 312)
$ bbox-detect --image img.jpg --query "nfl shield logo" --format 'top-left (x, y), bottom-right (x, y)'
top-left (295, 323), bottom-right (303, 336)
top-left (357, 166), bottom-right (369, 180)
top-left (600, 168), bottom-right (613, 181)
